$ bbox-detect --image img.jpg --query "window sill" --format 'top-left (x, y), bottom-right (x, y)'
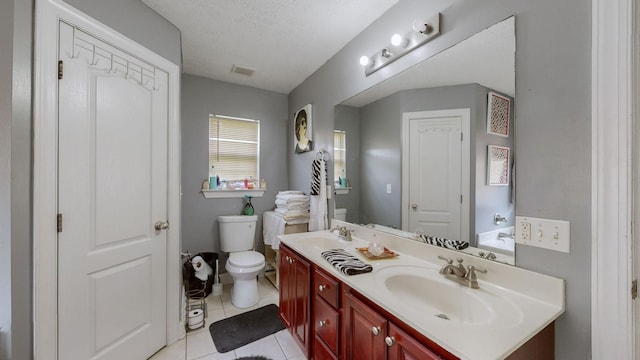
top-left (201, 189), bottom-right (265, 199)
top-left (334, 187), bottom-right (351, 195)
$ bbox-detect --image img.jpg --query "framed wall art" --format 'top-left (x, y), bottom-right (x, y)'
top-left (487, 92), bottom-right (510, 137)
top-left (487, 145), bottom-right (510, 186)
top-left (294, 104), bottom-right (313, 153)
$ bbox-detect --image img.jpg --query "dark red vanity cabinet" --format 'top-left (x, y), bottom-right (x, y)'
top-left (313, 267), bottom-right (341, 359)
top-left (343, 287), bottom-right (446, 360)
top-left (278, 244), bottom-right (311, 358)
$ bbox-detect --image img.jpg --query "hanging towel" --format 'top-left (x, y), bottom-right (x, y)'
top-left (262, 211), bottom-right (286, 249)
top-left (321, 249), bottom-right (373, 276)
top-left (309, 159), bottom-right (328, 231)
top-left (310, 159), bottom-right (327, 196)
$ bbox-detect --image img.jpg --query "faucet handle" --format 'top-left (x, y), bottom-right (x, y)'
top-left (437, 255), bottom-right (453, 264)
top-left (465, 265), bottom-right (487, 289)
top-left (465, 265), bottom-right (487, 279)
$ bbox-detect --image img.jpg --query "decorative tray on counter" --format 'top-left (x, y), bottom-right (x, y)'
top-left (356, 247), bottom-right (399, 260)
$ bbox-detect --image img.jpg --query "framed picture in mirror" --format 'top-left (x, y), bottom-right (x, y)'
top-left (487, 92), bottom-right (510, 137)
top-left (487, 145), bottom-right (510, 186)
top-left (294, 104), bottom-right (313, 153)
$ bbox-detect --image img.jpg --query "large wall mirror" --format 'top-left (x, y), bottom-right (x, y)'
top-left (334, 17), bottom-right (516, 265)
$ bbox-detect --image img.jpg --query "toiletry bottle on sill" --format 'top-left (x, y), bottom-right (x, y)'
top-left (209, 165), bottom-right (217, 190)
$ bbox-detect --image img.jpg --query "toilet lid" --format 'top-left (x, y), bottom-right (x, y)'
top-left (228, 251), bottom-right (264, 268)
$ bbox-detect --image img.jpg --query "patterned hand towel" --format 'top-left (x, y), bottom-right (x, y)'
top-left (415, 234), bottom-right (469, 250)
top-left (321, 249), bottom-right (373, 276)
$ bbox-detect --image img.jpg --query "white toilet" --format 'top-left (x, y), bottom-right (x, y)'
top-left (335, 208), bottom-right (347, 221)
top-left (218, 215), bottom-right (265, 308)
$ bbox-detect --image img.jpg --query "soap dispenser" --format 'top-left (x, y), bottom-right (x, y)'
top-left (241, 195), bottom-right (254, 216)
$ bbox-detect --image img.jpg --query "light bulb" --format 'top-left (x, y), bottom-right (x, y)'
top-left (412, 20), bottom-right (428, 34)
top-left (391, 33), bottom-right (403, 46)
top-left (359, 55), bottom-right (370, 66)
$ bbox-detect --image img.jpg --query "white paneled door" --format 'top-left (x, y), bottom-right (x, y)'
top-left (57, 21), bottom-right (168, 360)
top-left (403, 109), bottom-right (470, 242)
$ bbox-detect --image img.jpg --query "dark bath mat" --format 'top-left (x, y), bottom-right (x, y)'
top-left (209, 304), bottom-right (285, 353)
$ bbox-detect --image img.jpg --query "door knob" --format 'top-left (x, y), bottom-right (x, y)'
top-left (154, 221), bottom-right (169, 230)
top-left (411, 203), bottom-right (418, 210)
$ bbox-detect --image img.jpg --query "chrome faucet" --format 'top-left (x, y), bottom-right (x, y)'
top-left (478, 251), bottom-right (497, 260)
top-left (498, 232), bottom-right (515, 239)
top-left (494, 213), bottom-right (508, 225)
top-left (332, 226), bottom-right (353, 241)
top-left (437, 256), bottom-right (487, 289)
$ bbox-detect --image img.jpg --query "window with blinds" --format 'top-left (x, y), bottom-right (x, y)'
top-left (209, 115), bottom-right (260, 182)
top-left (334, 130), bottom-right (346, 183)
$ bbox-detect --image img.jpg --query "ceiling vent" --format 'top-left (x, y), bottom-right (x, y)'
top-left (231, 65), bottom-right (255, 77)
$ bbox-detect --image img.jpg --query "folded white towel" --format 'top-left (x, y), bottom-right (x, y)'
top-left (277, 190), bottom-right (304, 196)
top-left (275, 198), bottom-right (309, 206)
top-left (274, 208), bottom-right (309, 216)
top-left (276, 203), bottom-right (310, 211)
top-left (276, 194), bottom-right (310, 202)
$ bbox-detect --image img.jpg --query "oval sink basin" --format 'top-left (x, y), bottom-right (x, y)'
top-left (384, 273), bottom-right (492, 324)
top-left (374, 265), bottom-right (523, 327)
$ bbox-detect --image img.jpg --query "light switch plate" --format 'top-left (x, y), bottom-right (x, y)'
top-left (515, 216), bottom-right (570, 253)
top-left (386, 184), bottom-right (392, 194)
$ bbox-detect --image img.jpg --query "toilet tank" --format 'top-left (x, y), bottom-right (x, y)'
top-left (218, 215), bottom-right (258, 252)
top-left (334, 208), bottom-right (347, 221)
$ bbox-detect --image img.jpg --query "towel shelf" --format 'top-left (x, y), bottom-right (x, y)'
top-left (264, 222), bottom-right (308, 289)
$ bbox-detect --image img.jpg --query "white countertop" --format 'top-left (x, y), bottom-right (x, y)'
top-left (278, 222), bottom-right (565, 360)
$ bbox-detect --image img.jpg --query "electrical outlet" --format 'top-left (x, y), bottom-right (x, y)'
top-left (517, 219), bottom-right (531, 242)
top-left (515, 216), bottom-right (570, 253)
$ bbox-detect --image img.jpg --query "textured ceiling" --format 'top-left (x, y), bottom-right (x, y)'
top-left (142, 0), bottom-right (399, 94)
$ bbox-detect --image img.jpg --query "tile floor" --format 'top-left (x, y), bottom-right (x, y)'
top-left (150, 277), bottom-right (306, 360)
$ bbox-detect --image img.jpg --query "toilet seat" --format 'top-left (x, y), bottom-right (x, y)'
top-left (228, 251), bottom-right (264, 268)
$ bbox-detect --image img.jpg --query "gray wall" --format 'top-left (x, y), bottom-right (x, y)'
top-left (289, 0), bottom-right (591, 358)
top-left (63, 0), bottom-right (182, 65)
top-left (181, 74), bottom-right (289, 269)
top-left (1, 1), bottom-right (33, 359)
top-left (2, 1), bottom-right (181, 359)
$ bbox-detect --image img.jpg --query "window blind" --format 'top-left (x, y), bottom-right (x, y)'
top-left (209, 116), bottom-right (260, 181)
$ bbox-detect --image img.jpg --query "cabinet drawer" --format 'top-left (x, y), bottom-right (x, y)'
top-left (314, 268), bottom-right (340, 308)
top-left (314, 296), bottom-right (340, 354)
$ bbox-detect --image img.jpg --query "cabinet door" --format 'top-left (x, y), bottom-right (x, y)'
top-left (292, 252), bottom-right (311, 355)
top-left (387, 323), bottom-right (442, 360)
top-left (343, 290), bottom-right (387, 360)
top-left (278, 246), bottom-right (293, 328)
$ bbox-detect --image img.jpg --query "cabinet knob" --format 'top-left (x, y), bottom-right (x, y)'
top-left (319, 320), bottom-right (327, 327)
top-left (385, 336), bottom-right (396, 347)
top-left (371, 326), bottom-right (381, 336)
top-left (318, 284), bottom-right (327, 292)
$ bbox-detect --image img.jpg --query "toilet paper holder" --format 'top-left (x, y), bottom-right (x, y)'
top-left (185, 287), bottom-right (207, 332)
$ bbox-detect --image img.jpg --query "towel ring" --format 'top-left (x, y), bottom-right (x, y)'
top-left (315, 151), bottom-right (327, 161)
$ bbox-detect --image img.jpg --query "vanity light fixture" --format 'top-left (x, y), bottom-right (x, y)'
top-left (360, 12), bottom-right (441, 76)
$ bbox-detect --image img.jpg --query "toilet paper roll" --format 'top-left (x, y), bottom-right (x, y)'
top-left (187, 309), bottom-right (204, 329)
top-left (192, 256), bottom-right (213, 281)
top-left (192, 255), bottom-right (205, 271)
